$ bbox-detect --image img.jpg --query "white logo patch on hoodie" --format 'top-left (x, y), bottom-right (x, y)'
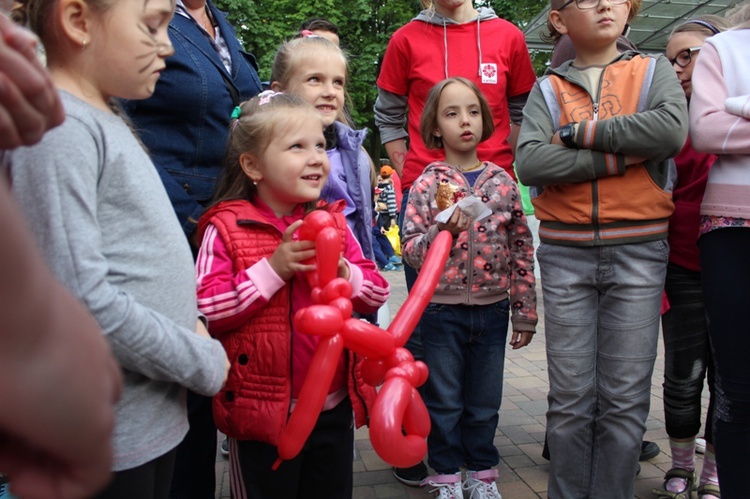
top-left (480, 63), bottom-right (498, 84)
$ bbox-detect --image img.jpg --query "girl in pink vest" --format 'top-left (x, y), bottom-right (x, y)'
top-left (194, 91), bottom-right (388, 499)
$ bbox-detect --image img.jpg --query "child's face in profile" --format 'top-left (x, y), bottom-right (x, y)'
top-left (665, 31), bottom-right (707, 101)
top-left (91, 0), bottom-right (176, 103)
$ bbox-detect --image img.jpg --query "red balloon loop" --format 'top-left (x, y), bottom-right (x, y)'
top-left (275, 211), bottom-right (455, 469)
top-left (387, 347), bottom-right (414, 368)
top-left (413, 361), bottom-right (429, 388)
top-left (315, 227), bottom-right (341, 288)
top-left (321, 278), bottom-right (353, 303)
top-left (298, 210), bottom-right (335, 241)
top-left (340, 319), bottom-right (395, 359)
top-left (384, 366), bottom-right (409, 380)
top-left (329, 297), bottom-right (353, 319)
top-left (402, 386), bottom-right (430, 437)
top-left (360, 358), bottom-right (388, 387)
top-left (369, 377), bottom-right (429, 468)
top-left (273, 334), bottom-right (344, 470)
top-left (384, 361), bottom-right (423, 387)
top-left (293, 305), bottom-right (343, 337)
top-left (310, 287), bottom-right (324, 304)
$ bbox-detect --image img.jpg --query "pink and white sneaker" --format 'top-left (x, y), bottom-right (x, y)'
top-left (463, 469), bottom-right (502, 499)
top-left (421, 472), bottom-right (463, 499)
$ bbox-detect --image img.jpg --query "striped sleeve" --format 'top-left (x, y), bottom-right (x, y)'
top-left (341, 225), bottom-right (390, 314)
top-left (195, 224), bottom-right (285, 333)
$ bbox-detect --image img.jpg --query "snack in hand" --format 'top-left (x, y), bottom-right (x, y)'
top-left (436, 180), bottom-right (466, 211)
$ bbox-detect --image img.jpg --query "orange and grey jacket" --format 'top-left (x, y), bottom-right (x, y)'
top-left (516, 52), bottom-right (688, 246)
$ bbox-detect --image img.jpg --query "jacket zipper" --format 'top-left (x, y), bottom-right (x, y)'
top-left (285, 250), bottom-right (294, 420)
top-left (590, 70), bottom-right (606, 245)
top-left (348, 350), bottom-right (369, 424)
top-left (457, 169), bottom-right (478, 305)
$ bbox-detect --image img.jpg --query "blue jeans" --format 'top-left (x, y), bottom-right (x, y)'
top-left (538, 241), bottom-right (668, 499)
top-left (420, 300), bottom-right (510, 473)
top-left (372, 227), bottom-right (395, 268)
top-left (661, 262), bottom-right (715, 442)
top-left (398, 188), bottom-right (423, 360)
top-left (700, 228), bottom-right (750, 497)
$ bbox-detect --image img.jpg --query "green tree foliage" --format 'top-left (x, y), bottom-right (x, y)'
top-left (214, 0), bottom-right (548, 158)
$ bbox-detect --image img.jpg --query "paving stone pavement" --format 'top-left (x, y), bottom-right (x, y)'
top-left (214, 268), bottom-right (709, 498)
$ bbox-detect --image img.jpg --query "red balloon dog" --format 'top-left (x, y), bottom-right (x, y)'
top-left (272, 209), bottom-right (453, 470)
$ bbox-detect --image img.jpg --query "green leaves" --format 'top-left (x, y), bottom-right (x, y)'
top-left (214, 0), bottom-right (548, 158)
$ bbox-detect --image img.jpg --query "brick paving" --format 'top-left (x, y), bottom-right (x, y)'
top-left (214, 268), bottom-right (709, 498)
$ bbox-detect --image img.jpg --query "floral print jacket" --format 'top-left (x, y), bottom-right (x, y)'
top-left (402, 161), bottom-right (538, 332)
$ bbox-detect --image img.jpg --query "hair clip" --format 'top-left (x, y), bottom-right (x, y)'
top-left (231, 106), bottom-right (241, 120)
top-left (257, 90), bottom-right (282, 106)
top-left (684, 19), bottom-right (720, 35)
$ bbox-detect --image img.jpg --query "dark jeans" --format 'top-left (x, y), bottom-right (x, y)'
top-left (700, 228), bottom-right (750, 497)
top-left (229, 397), bottom-right (354, 499)
top-left (661, 262), bottom-right (715, 442)
top-left (94, 448), bottom-right (176, 499)
top-left (168, 392), bottom-right (217, 499)
top-left (398, 188), bottom-right (423, 360)
top-left (372, 227), bottom-right (395, 268)
top-left (420, 301), bottom-right (510, 473)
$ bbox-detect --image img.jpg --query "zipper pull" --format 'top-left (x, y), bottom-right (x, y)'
top-left (593, 103), bottom-right (599, 120)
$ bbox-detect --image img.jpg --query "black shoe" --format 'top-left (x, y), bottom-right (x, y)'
top-left (392, 461), bottom-right (428, 487)
top-left (542, 437), bottom-right (550, 461)
top-left (639, 440), bottom-right (660, 461)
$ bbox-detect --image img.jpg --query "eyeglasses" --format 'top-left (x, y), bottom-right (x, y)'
top-left (557, 0), bottom-right (629, 11)
top-left (668, 47), bottom-right (702, 68)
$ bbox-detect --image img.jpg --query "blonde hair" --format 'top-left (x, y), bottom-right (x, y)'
top-left (545, 0), bottom-right (640, 43)
top-left (270, 36), bottom-right (354, 126)
top-left (213, 93), bottom-right (323, 205)
top-left (420, 0), bottom-right (436, 15)
top-left (420, 77), bottom-right (494, 150)
top-left (726, 0), bottom-right (750, 28)
top-left (670, 15), bottom-right (731, 38)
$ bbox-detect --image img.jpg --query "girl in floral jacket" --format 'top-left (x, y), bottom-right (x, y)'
top-left (402, 77), bottom-right (537, 498)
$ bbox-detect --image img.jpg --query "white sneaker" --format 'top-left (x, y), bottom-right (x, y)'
top-left (421, 472), bottom-right (463, 499)
top-left (696, 437), bottom-right (707, 454)
top-left (463, 469), bottom-right (502, 499)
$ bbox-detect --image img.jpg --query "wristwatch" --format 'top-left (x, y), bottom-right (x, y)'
top-left (559, 122), bottom-right (578, 149)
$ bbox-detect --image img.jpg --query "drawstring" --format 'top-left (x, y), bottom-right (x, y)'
top-left (476, 16), bottom-right (483, 77)
top-left (443, 18), bottom-right (449, 79)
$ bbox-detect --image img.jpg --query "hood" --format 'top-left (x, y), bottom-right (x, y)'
top-left (424, 160), bottom-right (502, 181)
top-left (413, 6), bottom-right (497, 24)
top-left (544, 50), bottom-right (640, 79)
top-left (412, 7), bottom-right (499, 80)
top-left (333, 121), bottom-right (367, 151)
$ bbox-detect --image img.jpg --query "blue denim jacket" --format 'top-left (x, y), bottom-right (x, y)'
top-left (123, 2), bottom-right (262, 237)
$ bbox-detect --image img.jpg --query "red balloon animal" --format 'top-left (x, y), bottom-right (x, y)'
top-left (272, 209), bottom-right (452, 470)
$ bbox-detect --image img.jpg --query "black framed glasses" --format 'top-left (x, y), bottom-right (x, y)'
top-left (668, 47), bottom-right (702, 68)
top-left (557, 0), bottom-right (629, 10)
